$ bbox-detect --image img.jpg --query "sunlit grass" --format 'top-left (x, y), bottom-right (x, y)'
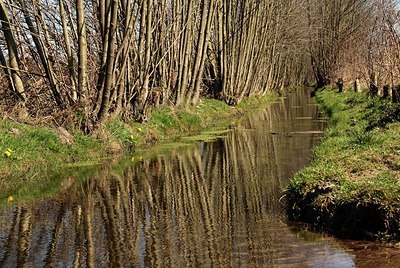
top-left (1, 91), bottom-right (281, 203)
top-left (286, 87), bottom-right (400, 241)
top-left (0, 119), bottom-right (104, 194)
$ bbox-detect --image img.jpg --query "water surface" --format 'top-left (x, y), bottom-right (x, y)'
top-left (1, 88), bottom-right (399, 267)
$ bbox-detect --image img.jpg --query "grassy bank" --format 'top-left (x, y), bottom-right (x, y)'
top-left (285, 87), bottom-right (400, 241)
top-left (0, 93), bottom-right (280, 201)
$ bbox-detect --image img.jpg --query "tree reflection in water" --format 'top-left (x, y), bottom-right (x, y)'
top-left (1, 89), bottom-right (398, 267)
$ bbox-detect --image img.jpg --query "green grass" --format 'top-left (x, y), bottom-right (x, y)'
top-left (285, 87), bottom-right (400, 241)
top-left (1, 92), bottom-right (281, 203)
top-left (0, 120), bottom-right (106, 203)
top-left (104, 94), bottom-right (280, 150)
top-left (0, 121), bottom-right (103, 172)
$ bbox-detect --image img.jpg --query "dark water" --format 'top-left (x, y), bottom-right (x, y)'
top-left (1, 88), bottom-right (399, 267)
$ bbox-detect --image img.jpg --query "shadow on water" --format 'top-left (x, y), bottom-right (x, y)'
top-left (1, 88), bottom-right (399, 267)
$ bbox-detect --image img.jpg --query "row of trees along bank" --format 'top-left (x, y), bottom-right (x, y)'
top-left (1, 0), bottom-right (400, 131)
top-left (309, 0), bottom-right (400, 103)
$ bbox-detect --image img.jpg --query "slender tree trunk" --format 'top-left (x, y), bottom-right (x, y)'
top-left (0, 0), bottom-right (26, 100)
top-left (97, 0), bottom-right (119, 121)
top-left (18, 0), bottom-right (64, 107)
top-left (0, 42), bottom-right (16, 95)
top-left (76, 0), bottom-right (88, 102)
top-left (186, 0), bottom-right (210, 105)
top-left (191, 0), bottom-right (215, 105)
top-left (175, 0), bottom-right (194, 106)
top-left (137, 0), bottom-right (153, 120)
top-left (60, 0), bottom-right (77, 102)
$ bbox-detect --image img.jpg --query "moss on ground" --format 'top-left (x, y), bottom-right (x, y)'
top-left (0, 93), bottom-right (279, 202)
top-left (285, 87), bottom-right (400, 241)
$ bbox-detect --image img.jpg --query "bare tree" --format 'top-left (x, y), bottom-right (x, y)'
top-left (306, 0), bottom-right (373, 87)
top-left (61, 0), bottom-right (76, 102)
top-left (17, 0), bottom-right (65, 107)
top-left (1, 0), bottom-right (379, 126)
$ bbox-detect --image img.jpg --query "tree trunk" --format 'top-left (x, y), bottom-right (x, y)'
top-left (76, 0), bottom-right (88, 103)
top-left (175, 0), bottom-right (194, 106)
top-left (186, 0), bottom-right (211, 105)
top-left (0, 0), bottom-right (26, 100)
top-left (18, 0), bottom-right (64, 107)
top-left (60, 0), bottom-right (77, 102)
top-left (97, 0), bottom-right (119, 121)
top-left (136, 0), bottom-right (153, 120)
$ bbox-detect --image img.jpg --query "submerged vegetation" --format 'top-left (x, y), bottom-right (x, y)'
top-left (285, 87), bottom-right (400, 241)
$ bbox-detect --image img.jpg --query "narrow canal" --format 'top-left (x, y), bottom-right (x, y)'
top-left (0, 88), bottom-right (399, 267)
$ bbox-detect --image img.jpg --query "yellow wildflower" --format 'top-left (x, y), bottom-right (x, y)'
top-left (7, 196), bottom-right (13, 202)
top-left (137, 127), bottom-right (142, 133)
top-left (4, 148), bottom-right (12, 158)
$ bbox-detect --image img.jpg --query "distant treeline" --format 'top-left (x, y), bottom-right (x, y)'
top-left (0, 0), bottom-right (398, 129)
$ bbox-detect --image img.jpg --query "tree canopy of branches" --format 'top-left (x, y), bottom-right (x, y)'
top-left (0, 0), bottom-right (398, 129)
